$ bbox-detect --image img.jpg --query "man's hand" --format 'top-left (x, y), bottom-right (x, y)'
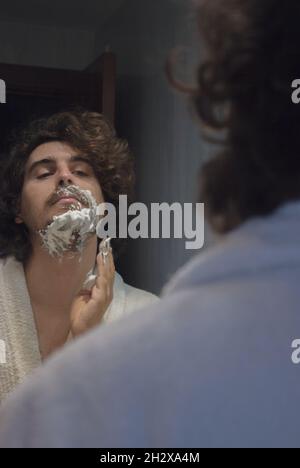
top-left (69, 249), bottom-right (115, 338)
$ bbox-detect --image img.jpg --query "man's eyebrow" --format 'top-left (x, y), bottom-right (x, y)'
top-left (27, 155), bottom-right (93, 175)
top-left (27, 157), bottom-right (56, 175)
top-left (69, 155), bottom-right (93, 166)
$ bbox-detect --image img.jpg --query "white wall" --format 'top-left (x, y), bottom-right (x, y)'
top-left (94, 0), bottom-right (213, 294)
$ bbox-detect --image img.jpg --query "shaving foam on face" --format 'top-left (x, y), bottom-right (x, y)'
top-left (38, 185), bottom-right (98, 258)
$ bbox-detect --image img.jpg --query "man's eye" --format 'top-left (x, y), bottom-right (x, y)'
top-left (74, 171), bottom-right (88, 177)
top-left (37, 173), bottom-right (51, 179)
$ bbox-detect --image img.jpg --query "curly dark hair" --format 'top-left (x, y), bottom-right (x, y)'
top-left (0, 110), bottom-right (135, 262)
top-left (169, 0), bottom-right (300, 232)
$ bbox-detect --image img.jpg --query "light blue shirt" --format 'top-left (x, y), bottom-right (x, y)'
top-left (1, 201), bottom-right (300, 447)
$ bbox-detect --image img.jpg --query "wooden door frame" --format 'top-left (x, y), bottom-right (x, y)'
top-left (0, 51), bottom-right (116, 123)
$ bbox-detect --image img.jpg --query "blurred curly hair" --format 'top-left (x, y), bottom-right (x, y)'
top-left (168, 0), bottom-right (300, 232)
top-left (0, 110), bottom-right (135, 262)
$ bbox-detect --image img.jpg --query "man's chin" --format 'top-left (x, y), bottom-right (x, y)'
top-left (46, 204), bottom-right (77, 221)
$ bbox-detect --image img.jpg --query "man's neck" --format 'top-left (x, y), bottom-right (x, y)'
top-left (24, 235), bottom-right (98, 315)
top-left (24, 235), bottom-right (98, 360)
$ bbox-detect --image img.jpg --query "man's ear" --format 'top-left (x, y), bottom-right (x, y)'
top-left (15, 199), bottom-right (23, 224)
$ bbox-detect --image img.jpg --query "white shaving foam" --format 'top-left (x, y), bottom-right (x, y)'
top-left (38, 186), bottom-right (98, 258)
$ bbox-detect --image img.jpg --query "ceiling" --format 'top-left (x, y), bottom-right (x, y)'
top-left (0, 0), bottom-right (125, 29)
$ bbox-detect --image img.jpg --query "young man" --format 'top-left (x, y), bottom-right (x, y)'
top-left (0, 111), bottom-right (158, 402)
top-left (1, 0), bottom-right (300, 448)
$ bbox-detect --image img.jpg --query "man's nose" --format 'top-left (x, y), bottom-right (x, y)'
top-left (57, 167), bottom-right (74, 186)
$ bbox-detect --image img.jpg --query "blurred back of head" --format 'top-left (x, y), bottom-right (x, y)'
top-left (188, 0), bottom-right (300, 232)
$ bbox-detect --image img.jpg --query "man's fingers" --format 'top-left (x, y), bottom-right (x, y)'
top-left (95, 250), bottom-right (115, 299)
top-left (108, 248), bottom-right (115, 275)
top-left (70, 245), bottom-right (115, 337)
top-left (92, 276), bottom-right (113, 307)
top-left (97, 250), bottom-right (115, 278)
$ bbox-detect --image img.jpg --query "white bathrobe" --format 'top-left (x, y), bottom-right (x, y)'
top-left (0, 256), bottom-right (158, 403)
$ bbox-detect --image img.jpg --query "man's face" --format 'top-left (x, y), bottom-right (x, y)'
top-left (16, 141), bottom-right (104, 233)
